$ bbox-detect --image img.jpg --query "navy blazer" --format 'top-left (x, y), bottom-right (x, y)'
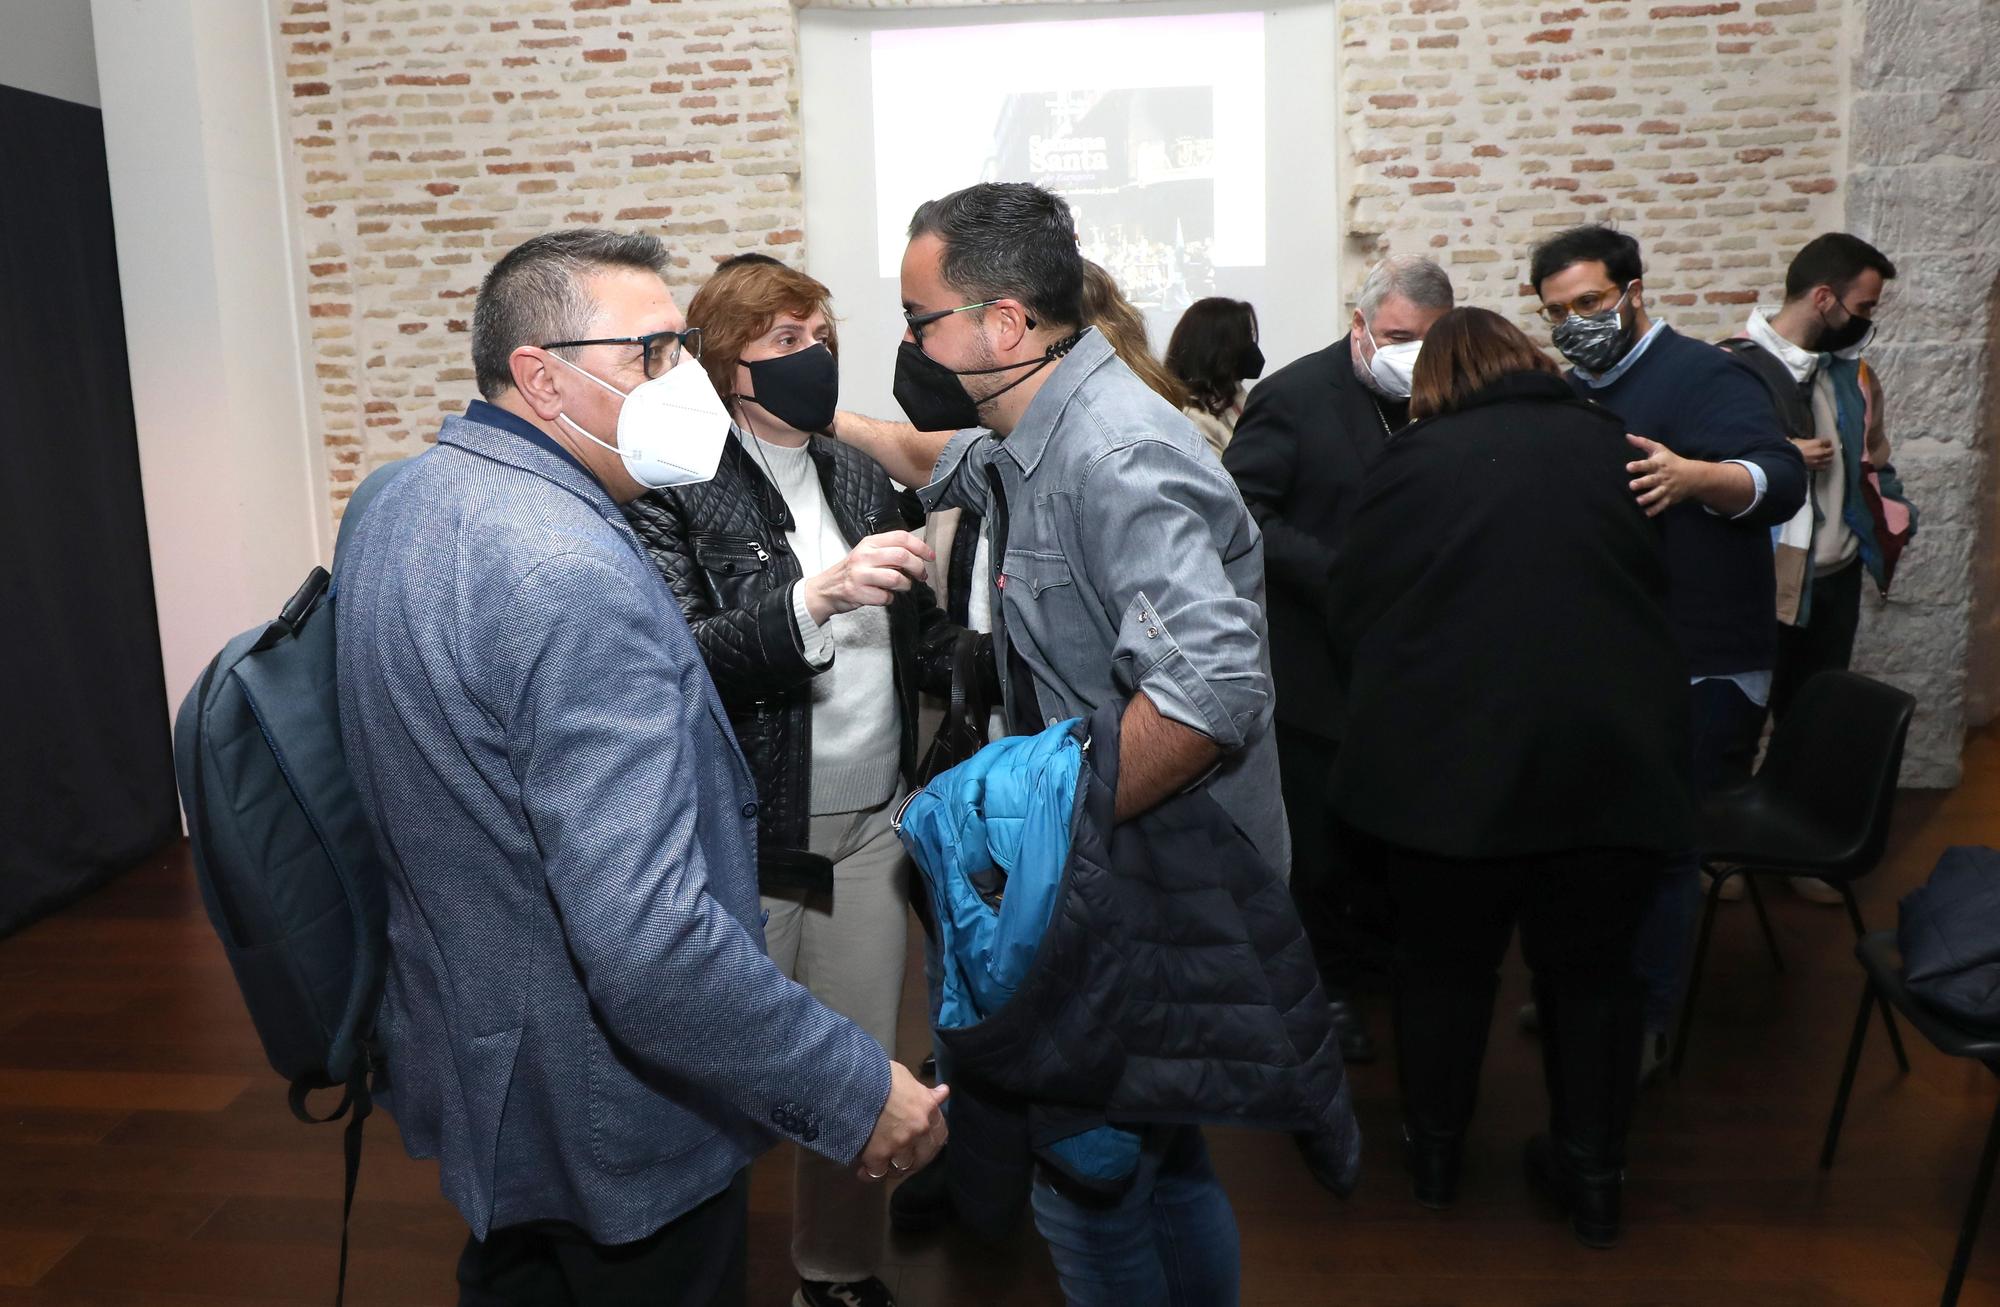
top-left (335, 409), bottom-right (889, 1242)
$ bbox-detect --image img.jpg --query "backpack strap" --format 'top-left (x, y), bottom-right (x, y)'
top-left (181, 654), bottom-right (244, 940)
top-left (1717, 336), bottom-right (1815, 443)
top-left (288, 1059), bottom-right (374, 1307)
top-left (334, 459), bottom-right (414, 561)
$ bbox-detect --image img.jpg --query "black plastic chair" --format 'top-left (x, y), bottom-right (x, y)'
top-left (1821, 932), bottom-right (2000, 1307)
top-left (1671, 670), bottom-right (1917, 1076)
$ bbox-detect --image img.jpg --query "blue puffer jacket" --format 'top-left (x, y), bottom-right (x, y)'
top-left (898, 706), bottom-right (1360, 1230)
top-left (900, 720), bottom-right (1141, 1187)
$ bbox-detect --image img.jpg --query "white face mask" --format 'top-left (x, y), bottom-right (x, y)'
top-left (552, 351), bottom-right (731, 490)
top-left (1364, 325), bottom-right (1423, 399)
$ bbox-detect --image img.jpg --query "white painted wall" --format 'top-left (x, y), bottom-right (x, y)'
top-left (0, 0), bottom-right (100, 107)
top-left (91, 0), bottom-right (328, 723)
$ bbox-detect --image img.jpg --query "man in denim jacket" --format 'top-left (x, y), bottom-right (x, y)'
top-left (848, 182), bottom-right (1289, 1306)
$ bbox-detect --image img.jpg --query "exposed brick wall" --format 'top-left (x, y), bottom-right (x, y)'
top-left (286, 0), bottom-right (1856, 512)
top-left (1339, 0), bottom-right (1854, 336)
top-left (286, 0), bottom-right (1999, 785)
top-left (283, 0), bottom-right (806, 508)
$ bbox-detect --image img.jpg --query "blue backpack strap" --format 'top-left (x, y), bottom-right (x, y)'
top-left (334, 459), bottom-right (413, 562)
top-left (234, 635), bottom-right (388, 1081)
top-left (301, 456), bottom-right (406, 1307)
top-left (287, 1059), bottom-right (374, 1307)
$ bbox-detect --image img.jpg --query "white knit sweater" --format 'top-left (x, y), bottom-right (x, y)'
top-left (741, 431), bottom-right (900, 815)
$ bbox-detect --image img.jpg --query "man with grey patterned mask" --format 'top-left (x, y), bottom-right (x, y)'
top-left (1222, 254), bottom-right (1454, 1070)
top-left (1528, 224), bottom-right (1805, 1119)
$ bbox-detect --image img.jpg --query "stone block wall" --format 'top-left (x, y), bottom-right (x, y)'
top-left (280, 0), bottom-right (1993, 784)
top-left (1844, 0), bottom-right (2000, 785)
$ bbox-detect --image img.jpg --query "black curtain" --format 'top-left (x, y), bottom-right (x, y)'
top-left (0, 82), bottom-right (179, 937)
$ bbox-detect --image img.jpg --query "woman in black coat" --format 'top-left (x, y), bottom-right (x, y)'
top-left (1327, 307), bottom-right (1691, 1249)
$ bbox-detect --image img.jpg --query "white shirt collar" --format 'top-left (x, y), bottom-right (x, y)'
top-left (1744, 308), bottom-right (1819, 384)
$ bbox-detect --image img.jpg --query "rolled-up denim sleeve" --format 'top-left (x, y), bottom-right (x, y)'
top-left (1078, 440), bottom-right (1270, 751)
top-left (915, 428), bottom-right (992, 515)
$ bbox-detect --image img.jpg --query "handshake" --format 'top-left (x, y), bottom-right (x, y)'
top-left (855, 1060), bottom-right (950, 1182)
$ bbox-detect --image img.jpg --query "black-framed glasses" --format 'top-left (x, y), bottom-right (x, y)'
top-left (541, 327), bottom-right (703, 378)
top-left (903, 299), bottom-right (999, 343)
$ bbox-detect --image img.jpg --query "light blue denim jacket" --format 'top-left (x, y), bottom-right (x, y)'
top-left (917, 328), bottom-right (1290, 874)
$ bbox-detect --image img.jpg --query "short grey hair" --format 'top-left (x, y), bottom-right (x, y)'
top-left (1354, 255), bottom-right (1455, 321)
top-left (471, 228), bottom-right (671, 399)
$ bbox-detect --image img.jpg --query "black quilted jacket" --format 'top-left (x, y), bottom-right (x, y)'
top-left (623, 434), bottom-right (991, 893)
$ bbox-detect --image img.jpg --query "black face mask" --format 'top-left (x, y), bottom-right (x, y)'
top-left (891, 333), bottom-right (1082, 432)
top-left (1817, 304), bottom-right (1874, 354)
top-left (740, 342), bottom-right (838, 433)
top-left (1238, 342), bottom-right (1265, 381)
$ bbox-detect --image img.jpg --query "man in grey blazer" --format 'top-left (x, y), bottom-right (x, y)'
top-left (336, 229), bottom-right (947, 1305)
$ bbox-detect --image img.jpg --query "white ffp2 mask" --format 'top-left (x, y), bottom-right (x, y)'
top-left (553, 352), bottom-right (731, 489)
top-left (1365, 326), bottom-right (1423, 400)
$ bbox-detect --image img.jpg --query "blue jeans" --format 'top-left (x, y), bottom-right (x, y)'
top-left (1030, 1124), bottom-right (1240, 1307)
top-left (1635, 677), bottom-right (1765, 1031)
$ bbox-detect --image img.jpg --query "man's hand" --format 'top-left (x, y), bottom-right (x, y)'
top-left (803, 531), bottom-right (934, 624)
top-left (1625, 433), bottom-right (1755, 518)
top-left (1790, 436), bottom-right (1835, 472)
top-left (854, 1061), bottom-right (949, 1182)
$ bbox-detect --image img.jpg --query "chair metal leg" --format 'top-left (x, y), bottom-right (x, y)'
top-left (1841, 886), bottom-right (1911, 1072)
top-left (1671, 868), bottom-right (1728, 1078)
top-left (1819, 981), bottom-right (1875, 1170)
top-left (1939, 1087), bottom-right (2000, 1307)
top-left (1743, 873), bottom-right (1786, 972)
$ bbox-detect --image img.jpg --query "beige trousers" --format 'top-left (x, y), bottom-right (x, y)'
top-left (760, 795), bottom-right (911, 1285)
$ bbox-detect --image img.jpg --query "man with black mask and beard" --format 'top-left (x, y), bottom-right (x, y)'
top-left (1723, 233), bottom-right (1911, 908)
top-left (840, 181), bottom-right (1335, 1306)
top-left (1730, 233), bottom-right (1906, 725)
top-left (1529, 224), bottom-right (1805, 1091)
top-left (1220, 255), bottom-right (1455, 1067)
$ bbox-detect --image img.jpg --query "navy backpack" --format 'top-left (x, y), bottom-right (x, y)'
top-left (171, 459), bottom-right (408, 1304)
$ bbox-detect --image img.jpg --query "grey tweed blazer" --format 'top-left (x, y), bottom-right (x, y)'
top-left (335, 409), bottom-right (889, 1242)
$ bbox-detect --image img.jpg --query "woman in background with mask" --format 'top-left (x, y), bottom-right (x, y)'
top-left (1166, 296), bottom-right (1262, 458)
top-left (623, 258), bottom-right (989, 1307)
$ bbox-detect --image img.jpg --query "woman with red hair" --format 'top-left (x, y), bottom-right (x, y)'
top-left (624, 259), bottom-right (987, 1307)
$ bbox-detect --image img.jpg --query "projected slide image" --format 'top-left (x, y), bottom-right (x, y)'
top-left (804, 2), bottom-right (1335, 419)
top-left (989, 86), bottom-right (1217, 311)
top-left (868, 12), bottom-right (1264, 280)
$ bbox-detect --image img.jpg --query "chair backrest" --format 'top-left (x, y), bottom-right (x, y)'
top-left (1757, 670), bottom-right (1917, 875)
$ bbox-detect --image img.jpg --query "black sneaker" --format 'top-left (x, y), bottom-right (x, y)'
top-left (794, 1278), bottom-right (896, 1307)
top-left (888, 1143), bottom-right (954, 1234)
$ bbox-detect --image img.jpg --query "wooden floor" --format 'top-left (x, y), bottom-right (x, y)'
top-left (4, 732), bottom-right (2000, 1306)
